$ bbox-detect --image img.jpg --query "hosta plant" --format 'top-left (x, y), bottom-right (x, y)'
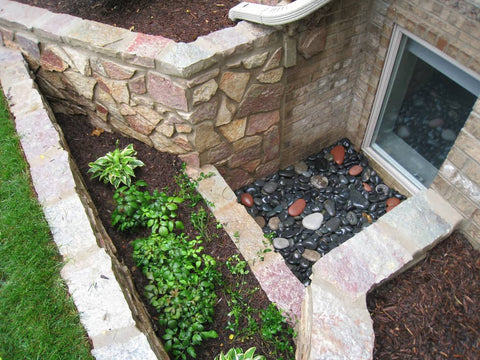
top-left (214, 347), bottom-right (266, 360)
top-left (88, 142), bottom-right (144, 188)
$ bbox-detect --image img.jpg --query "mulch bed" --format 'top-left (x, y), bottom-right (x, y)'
top-left (55, 113), bottom-right (294, 359)
top-left (14, 0), bottom-right (239, 42)
top-left (367, 232), bottom-right (480, 359)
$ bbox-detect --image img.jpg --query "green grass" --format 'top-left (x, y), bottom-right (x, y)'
top-left (0, 90), bottom-right (94, 360)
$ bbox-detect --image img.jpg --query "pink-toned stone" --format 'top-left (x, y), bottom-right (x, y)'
top-left (15, 32), bottom-right (40, 59)
top-left (126, 114), bottom-right (156, 135)
top-left (263, 47), bottom-right (283, 71)
top-left (193, 121), bottom-right (222, 152)
top-left (241, 193), bottom-right (254, 207)
top-left (237, 83), bottom-right (284, 118)
top-left (101, 60), bottom-right (135, 80)
top-left (189, 97), bottom-right (219, 124)
top-left (331, 145), bottom-right (345, 165)
top-left (255, 159), bottom-right (280, 179)
top-left (219, 71), bottom-right (250, 102)
top-left (288, 198), bottom-right (306, 216)
top-left (242, 159), bottom-right (262, 173)
top-left (298, 27), bottom-right (327, 59)
top-left (349, 165), bottom-right (363, 176)
top-left (363, 183), bottom-right (372, 192)
top-left (178, 152), bottom-right (200, 168)
top-left (263, 125), bottom-right (280, 162)
top-left (148, 72), bottom-right (187, 111)
top-left (223, 167), bottom-right (253, 191)
top-left (125, 33), bottom-right (173, 60)
top-left (246, 110), bottom-right (280, 135)
top-left (128, 76), bottom-right (147, 95)
top-left (386, 197), bottom-right (401, 212)
top-left (205, 142), bottom-right (233, 164)
top-left (94, 74), bottom-right (130, 104)
top-left (40, 47), bottom-right (69, 72)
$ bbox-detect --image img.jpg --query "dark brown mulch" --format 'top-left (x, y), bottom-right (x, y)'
top-left (55, 113), bottom-right (294, 360)
top-left (367, 232), bottom-right (480, 360)
top-left (14, 0), bottom-right (239, 43)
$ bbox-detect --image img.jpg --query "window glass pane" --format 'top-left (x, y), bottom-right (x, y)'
top-left (371, 36), bottom-right (478, 187)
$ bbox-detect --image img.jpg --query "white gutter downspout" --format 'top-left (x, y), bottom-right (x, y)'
top-left (229, 0), bottom-right (333, 67)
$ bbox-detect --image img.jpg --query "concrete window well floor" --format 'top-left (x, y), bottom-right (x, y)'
top-left (0, 45), bottom-right (465, 360)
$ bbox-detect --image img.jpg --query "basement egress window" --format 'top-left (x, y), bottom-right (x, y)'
top-left (363, 26), bottom-right (480, 193)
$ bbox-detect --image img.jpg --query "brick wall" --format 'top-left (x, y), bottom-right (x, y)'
top-left (347, 0), bottom-right (480, 248)
top-left (281, 0), bottom-right (371, 167)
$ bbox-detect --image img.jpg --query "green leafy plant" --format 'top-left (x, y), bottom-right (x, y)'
top-left (226, 254), bottom-right (250, 276)
top-left (141, 189), bottom-right (184, 235)
top-left (111, 180), bottom-right (150, 231)
top-left (132, 233), bottom-right (221, 359)
top-left (214, 347), bottom-right (266, 360)
top-left (260, 304), bottom-right (296, 357)
top-left (88, 142), bottom-right (144, 189)
top-left (175, 162), bottom-right (213, 207)
top-left (111, 181), bottom-right (184, 235)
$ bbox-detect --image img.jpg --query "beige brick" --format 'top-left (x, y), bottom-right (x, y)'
top-left (446, 146), bottom-right (468, 169)
top-left (464, 112), bottom-right (480, 139)
top-left (461, 220), bottom-right (480, 251)
top-left (463, 159), bottom-right (480, 185)
top-left (456, 130), bottom-right (480, 164)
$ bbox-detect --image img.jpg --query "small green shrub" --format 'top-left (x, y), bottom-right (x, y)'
top-left (88, 142), bottom-right (144, 189)
top-left (142, 189), bottom-right (184, 235)
top-left (111, 180), bottom-right (150, 231)
top-left (111, 181), bottom-right (184, 235)
top-left (215, 347), bottom-right (266, 360)
top-left (132, 233), bottom-right (221, 359)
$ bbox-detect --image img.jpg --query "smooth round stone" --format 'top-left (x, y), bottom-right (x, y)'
top-left (339, 174), bottom-right (349, 185)
top-left (349, 189), bottom-right (370, 210)
top-left (375, 183), bottom-right (389, 195)
top-left (302, 212), bottom-right (324, 230)
top-left (361, 167), bottom-right (372, 182)
top-left (302, 238), bottom-right (318, 250)
top-left (314, 157), bottom-right (329, 171)
top-left (363, 182), bottom-right (372, 192)
top-left (302, 249), bottom-right (321, 262)
top-left (324, 153), bottom-right (334, 162)
top-left (386, 197), bottom-right (401, 212)
top-left (397, 125), bottom-right (410, 138)
top-left (240, 193), bottom-right (254, 207)
top-left (441, 128), bottom-right (456, 141)
top-left (310, 175), bottom-right (329, 189)
top-left (255, 216), bottom-right (266, 228)
top-left (428, 117), bottom-right (445, 128)
top-left (346, 211), bottom-right (358, 225)
top-left (273, 237), bottom-right (290, 250)
top-left (279, 169), bottom-right (295, 178)
top-left (294, 161), bottom-right (308, 175)
top-left (268, 216), bottom-right (281, 230)
top-left (331, 145), bottom-right (346, 165)
top-left (324, 217), bottom-right (341, 232)
top-left (324, 199), bottom-right (336, 217)
top-left (348, 165), bottom-right (363, 176)
top-left (284, 216), bottom-right (295, 227)
top-left (288, 198), bottom-right (306, 216)
top-left (262, 181), bottom-right (278, 194)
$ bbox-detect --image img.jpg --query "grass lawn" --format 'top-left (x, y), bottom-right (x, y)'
top-left (0, 89), bottom-right (94, 360)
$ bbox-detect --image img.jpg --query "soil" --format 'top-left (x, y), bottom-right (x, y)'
top-left (368, 232), bottom-right (480, 360)
top-left (14, 0), bottom-right (240, 43)
top-left (55, 113), bottom-right (295, 360)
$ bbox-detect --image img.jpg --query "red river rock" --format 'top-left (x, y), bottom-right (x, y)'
top-left (330, 145), bottom-right (345, 165)
top-left (288, 198), bottom-right (306, 216)
top-left (240, 193), bottom-right (253, 207)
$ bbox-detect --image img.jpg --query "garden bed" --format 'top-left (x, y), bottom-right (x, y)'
top-left (368, 231), bottom-right (480, 359)
top-left (56, 112), bottom-right (296, 360)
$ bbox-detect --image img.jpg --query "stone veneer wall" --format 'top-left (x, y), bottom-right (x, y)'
top-left (346, 0), bottom-right (480, 248)
top-left (0, 0), bottom-right (293, 191)
top-left (281, 0), bottom-right (371, 167)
